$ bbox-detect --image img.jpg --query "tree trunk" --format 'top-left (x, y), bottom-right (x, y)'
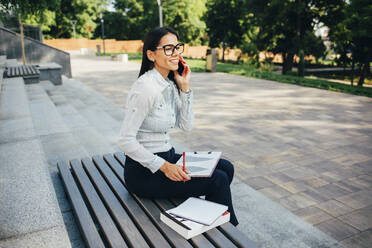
top-left (282, 52), bottom-right (294, 75)
top-left (358, 60), bottom-right (369, 87)
top-left (351, 58), bottom-right (355, 86)
top-left (222, 45), bottom-right (225, 62)
top-left (19, 14), bottom-right (26, 65)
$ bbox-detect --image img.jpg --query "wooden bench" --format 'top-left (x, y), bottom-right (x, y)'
top-left (57, 152), bottom-right (259, 248)
top-left (6, 65), bottom-right (40, 83)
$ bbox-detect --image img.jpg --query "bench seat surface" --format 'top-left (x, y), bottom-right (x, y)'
top-left (58, 152), bottom-right (259, 248)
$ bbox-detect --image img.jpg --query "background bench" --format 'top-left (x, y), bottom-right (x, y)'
top-left (5, 65), bottom-right (40, 83)
top-left (58, 152), bottom-right (259, 248)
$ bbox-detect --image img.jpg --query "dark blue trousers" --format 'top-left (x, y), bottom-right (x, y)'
top-left (124, 147), bottom-right (239, 226)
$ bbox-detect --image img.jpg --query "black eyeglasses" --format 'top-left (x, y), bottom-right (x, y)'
top-left (156, 43), bottom-right (184, 56)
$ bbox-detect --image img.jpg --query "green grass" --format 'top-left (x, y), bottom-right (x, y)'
top-left (128, 57), bottom-right (372, 98)
top-left (100, 52), bottom-right (142, 60)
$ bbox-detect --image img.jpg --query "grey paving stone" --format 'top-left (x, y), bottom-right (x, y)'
top-left (281, 167), bottom-right (318, 180)
top-left (278, 180), bottom-right (310, 194)
top-left (278, 193), bottom-right (317, 211)
top-left (232, 179), bottom-right (343, 248)
top-left (264, 172), bottom-right (294, 184)
top-left (338, 206), bottom-right (372, 231)
top-left (336, 190), bottom-right (372, 209)
top-left (244, 176), bottom-right (275, 190)
top-left (0, 226), bottom-right (71, 248)
top-left (258, 185), bottom-right (292, 199)
top-left (340, 229), bottom-right (372, 248)
top-left (302, 176), bottom-right (330, 188)
top-left (0, 139), bottom-right (64, 239)
top-left (333, 180), bottom-right (364, 193)
top-left (316, 219), bottom-right (359, 241)
top-left (0, 78), bottom-right (29, 120)
top-left (0, 117), bottom-right (36, 144)
top-left (294, 206), bottom-right (334, 225)
top-left (300, 189), bottom-right (331, 204)
top-left (313, 184), bottom-right (351, 200)
top-left (317, 200), bottom-right (355, 217)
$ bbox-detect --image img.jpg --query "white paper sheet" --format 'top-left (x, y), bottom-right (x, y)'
top-left (167, 197), bottom-right (228, 226)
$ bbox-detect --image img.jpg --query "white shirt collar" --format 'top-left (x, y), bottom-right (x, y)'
top-left (150, 68), bottom-right (172, 92)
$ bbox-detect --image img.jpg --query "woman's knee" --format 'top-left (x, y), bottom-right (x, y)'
top-left (212, 169), bottom-right (230, 188)
top-left (218, 159), bottom-right (234, 183)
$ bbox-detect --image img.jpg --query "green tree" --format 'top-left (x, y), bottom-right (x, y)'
top-left (162, 0), bottom-right (207, 45)
top-left (204, 0), bottom-right (248, 61)
top-left (324, 0), bottom-right (371, 86)
top-left (41, 0), bottom-right (105, 39)
top-left (345, 0), bottom-right (372, 86)
top-left (246, 0), bottom-right (337, 74)
top-left (0, 0), bottom-right (60, 64)
top-left (100, 0), bottom-right (207, 44)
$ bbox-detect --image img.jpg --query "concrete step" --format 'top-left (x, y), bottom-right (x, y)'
top-left (63, 77), bottom-right (124, 122)
top-left (39, 81), bottom-right (118, 156)
top-left (0, 77), bottom-right (30, 120)
top-left (47, 79), bottom-right (121, 151)
top-left (0, 78), bottom-right (71, 248)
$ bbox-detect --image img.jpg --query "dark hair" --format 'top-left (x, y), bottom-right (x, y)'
top-left (139, 26), bottom-right (180, 92)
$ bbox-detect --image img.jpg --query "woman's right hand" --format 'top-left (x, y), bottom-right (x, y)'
top-left (160, 161), bottom-right (190, 182)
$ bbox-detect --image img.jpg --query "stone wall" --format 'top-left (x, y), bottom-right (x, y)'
top-left (0, 26), bottom-right (71, 77)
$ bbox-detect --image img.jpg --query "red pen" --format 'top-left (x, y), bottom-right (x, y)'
top-left (183, 152), bottom-right (186, 182)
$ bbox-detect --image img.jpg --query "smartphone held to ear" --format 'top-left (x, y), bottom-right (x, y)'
top-left (177, 57), bottom-right (187, 76)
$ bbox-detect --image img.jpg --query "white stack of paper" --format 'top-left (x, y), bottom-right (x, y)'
top-left (160, 197), bottom-right (230, 239)
top-left (160, 211), bottom-right (230, 239)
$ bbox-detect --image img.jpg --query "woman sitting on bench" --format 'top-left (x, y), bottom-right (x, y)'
top-left (118, 27), bottom-right (238, 226)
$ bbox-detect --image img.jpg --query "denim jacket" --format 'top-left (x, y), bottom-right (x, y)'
top-left (118, 68), bottom-right (193, 173)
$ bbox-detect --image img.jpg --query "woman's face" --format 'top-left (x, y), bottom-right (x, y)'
top-left (147, 33), bottom-right (181, 78)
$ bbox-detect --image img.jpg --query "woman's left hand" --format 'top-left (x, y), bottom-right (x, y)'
top-left (173, 57), bottom-right (191, 93)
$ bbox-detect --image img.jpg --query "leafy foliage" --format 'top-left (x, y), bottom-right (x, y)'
top-left (203, 0), bottom-right (248, 58)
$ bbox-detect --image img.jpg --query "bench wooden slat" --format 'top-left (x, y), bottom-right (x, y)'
top-left (114, 152), bottom-right (126, 166)
top-left (57, 161), bottom-right (105, 248)
top-left (139, 197), bottom-right (193, 248)
top-left (95, 155), bottom-right (172, 248)
top-left (81, 157), bottom-right (150, 248)
top-left (218, 223), bottom-right (260, 248)
top-left (25, 66), bottom-right (33, 75)
top-left (103, 154), bottom-right (193, 248)
top-left (70, 159), bottom-right (129, 248)
top-left (155, 199), bottom-right (216, 248)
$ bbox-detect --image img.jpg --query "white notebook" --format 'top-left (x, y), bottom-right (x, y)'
top-left (176, 151), bottom-right (222, 177)
top-left (167, 197), bottom-right (228, 226)
top-left (160, 211), bottom-right (230, 239)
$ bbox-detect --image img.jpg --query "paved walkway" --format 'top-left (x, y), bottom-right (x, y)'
top-left (71, 55), bottom-right (372, 248)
